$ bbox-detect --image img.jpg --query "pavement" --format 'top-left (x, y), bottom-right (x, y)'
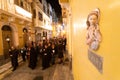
top-left (0, 52), bottom-right (74, 80)
top-left (0, 57), bottom-right (22, 74)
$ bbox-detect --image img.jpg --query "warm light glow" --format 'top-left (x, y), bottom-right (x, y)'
top-left (79, 19), bottom-right (87, 29)
top-left (73, 23), bottom-right (78, 33)
top-left (6, 38), bottom-right (10, 42)
top-left (41, 25), bottom-right (52, 30)
top-left (15, 5), bottom-right (32, 18)
top-left (29, 36), bottom-right (31, 41)
top-left (45, 25), bottom-right (52, 30)
top-left (73, 19), bottom-right (87, 33)
top-left (62, 30), bottom-right (66, 34)
top-left (109, 1), bottom-right (120, 8)
top-left (58, 24), bottom-right (63, 31)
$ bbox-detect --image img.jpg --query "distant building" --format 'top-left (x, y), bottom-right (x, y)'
top-left (32, 0), bottom-right (56, 41)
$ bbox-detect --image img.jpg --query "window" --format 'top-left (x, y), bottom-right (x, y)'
top-left (47, 8), bottom-right (49, 16)
top-left (14, 0), bottom-right (19, 5)
top-left (44, 20), bottom-right (46, 24)
top-left (20, 1), bottom-right (23, 7)
top-left (43, 5), bottom-right (45, 13)
top-left (43, 31), bottom-right (47, 37)
top-left (33, 9), bottom-right (36, 18)
top-left (23, 28), bottom-right (28, 33)
top-left (39, 0), bottom-right (42, 3)
top-left (38, 12), bottom-right (43, 21)
top-left (50, 11), bottom-right (52, 16)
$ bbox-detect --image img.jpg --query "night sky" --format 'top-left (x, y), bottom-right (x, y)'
top-left (46, 0), bottom-right (62, 19)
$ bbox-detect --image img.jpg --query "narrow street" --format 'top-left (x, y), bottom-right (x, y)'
top-left (0, 54), bottom-right (73, 80)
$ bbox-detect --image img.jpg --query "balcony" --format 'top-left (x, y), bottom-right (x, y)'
top-left (0, 0), bottom-right (32, 22)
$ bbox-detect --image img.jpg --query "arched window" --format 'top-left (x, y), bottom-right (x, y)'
top-left (23, 28), bottom-right (28, 33)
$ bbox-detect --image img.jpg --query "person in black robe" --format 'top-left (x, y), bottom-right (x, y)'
top-left (62, 37), bottom-right (67, 51)
top-left (20, 47), bottom-right (26, 62)
top-left (28, 42), bottom-right (37, 69)
top-left (57, 40), bottom-right (64, 64)
top-left (42, 44), bottom-right (50, 70)
top-left (47, 42), bottom-right (52, 65)
top-left (50, 43), bottom-right (57, 65)
top-left (9, 46), bottom-right (19, 71)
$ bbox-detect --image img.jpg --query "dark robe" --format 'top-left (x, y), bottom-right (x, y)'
top-left (29, 46), bottom-right (37, 69)
top-left (9, 48), bottom-right (19, 71)
top-left (42, 47), bottom-right (50, 69)
top-left (50, 46), bottom-right (57, 65)
top-left (58, 43), bottom-right (64, 58)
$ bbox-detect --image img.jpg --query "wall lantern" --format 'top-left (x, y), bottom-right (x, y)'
top-left (6, 35), bottom-right (10, 48)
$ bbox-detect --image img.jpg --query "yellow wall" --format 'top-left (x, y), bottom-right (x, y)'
top-left (17, 24), bottom-right (24, 48)
top-left (70, 0), bottom-right (120, 80)
top-left (0, 21), bottom-right (28, 55)
top-left (0, 23), bottom-right (3, 55)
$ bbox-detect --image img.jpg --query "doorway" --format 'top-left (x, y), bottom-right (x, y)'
top-left (2, 25), bottom-right (12, 59)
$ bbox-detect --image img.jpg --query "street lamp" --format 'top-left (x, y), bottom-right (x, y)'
top-left (6, 36), bottom-right (10, 48)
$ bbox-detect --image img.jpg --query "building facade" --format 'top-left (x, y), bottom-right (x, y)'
top-left (60, 0), bottom-right (120, 80)
top-left (0, 0), bottom-right (58, 60)
top-left (33, 0), bottom-right (55, 42)
top-left (0, 0), bottom-right (32, 59)
top-left (32, 0), bottom-right (44, 42)
top-left (59, 0), bottom-right (72, 55)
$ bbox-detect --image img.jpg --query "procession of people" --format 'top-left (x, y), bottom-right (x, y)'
top-left (9, 37), bottom-right (67, 71)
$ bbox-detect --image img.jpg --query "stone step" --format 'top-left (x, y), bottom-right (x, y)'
top-left (0, 57), bottom-right (22, 74)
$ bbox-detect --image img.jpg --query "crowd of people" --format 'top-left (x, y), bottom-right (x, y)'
top-left (9, 37), bottom-right (67, 71)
